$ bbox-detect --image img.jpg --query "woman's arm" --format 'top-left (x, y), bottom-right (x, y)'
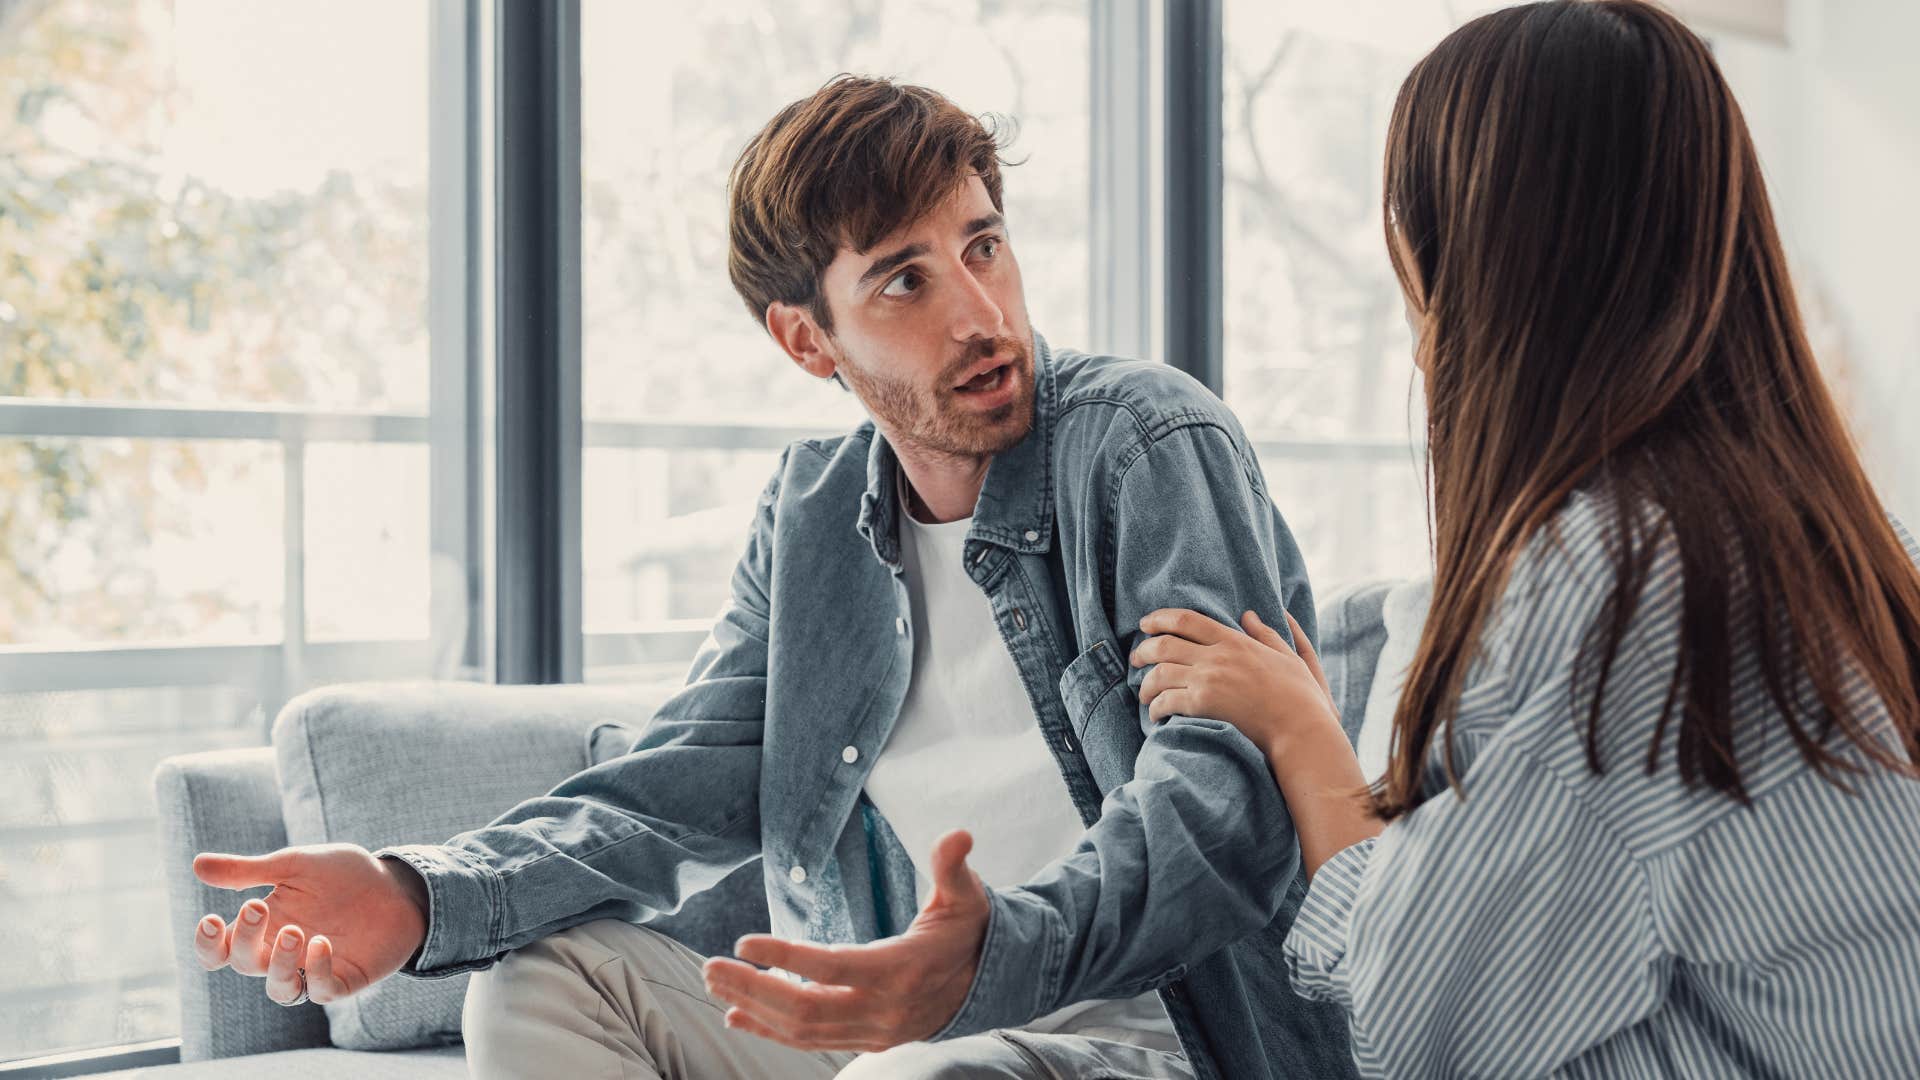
top-left (1134, 606), bottom-right (1670, 1075)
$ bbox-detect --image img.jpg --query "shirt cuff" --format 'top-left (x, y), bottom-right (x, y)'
top-left (376, 843), bottom-right (504, 978)
top-left (931, 887), bottom-right (1064, 1040)
top-left (1282, 837), bottom-right (1376, 1006)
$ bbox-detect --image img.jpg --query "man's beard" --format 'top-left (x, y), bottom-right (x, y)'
top-left (838, 336), bottom-right (1035, 459)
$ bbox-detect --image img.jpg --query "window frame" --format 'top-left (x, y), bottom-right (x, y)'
top-left (0, 0), bottom-right (1413, 1069)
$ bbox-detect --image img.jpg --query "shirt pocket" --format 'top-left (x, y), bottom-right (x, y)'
top-left (1058, 639), bottom-right (1146, 793)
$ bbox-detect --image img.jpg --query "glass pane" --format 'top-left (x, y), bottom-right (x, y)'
top-left (1256, 450), bottom-right (1430, 589)
top-left (0, 438), bottom-right (284, 647)
top-left (0, 1), bottom-right (467, 1063)
top-left (581, 0), bottom-right (1092, 682)
top-left (304, 443), bottom-right (431, 643)
top-left (0, 0), bottom-right (429, 411)
top-left (1223, 0), bottom-right (1448, 583)
top-left (584, 446), bottom-right (776, 630)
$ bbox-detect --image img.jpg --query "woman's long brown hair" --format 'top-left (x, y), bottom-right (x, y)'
top-left (1377, 0), bottom-right (1920, 819)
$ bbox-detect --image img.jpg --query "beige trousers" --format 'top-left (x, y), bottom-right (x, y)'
top-left (462, 919), bottom-right (1194, 1080)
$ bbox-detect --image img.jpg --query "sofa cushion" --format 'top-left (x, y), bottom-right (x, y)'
top-left (273, 681), bottom-right (654, 1051)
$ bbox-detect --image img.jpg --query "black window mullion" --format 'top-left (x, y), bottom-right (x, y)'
top-left (494, 0), bottom-right (582, 684)
top-left (1164, 0), bottom-right (1224, 396)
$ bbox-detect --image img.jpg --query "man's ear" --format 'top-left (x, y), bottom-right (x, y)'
top-left (766, 302), bottom-right (838, 383)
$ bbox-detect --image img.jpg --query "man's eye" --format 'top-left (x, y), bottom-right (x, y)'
top-left (975, 237), bottom-right (1000, 260)
top-left (881, 269), bottom-right (922, 298)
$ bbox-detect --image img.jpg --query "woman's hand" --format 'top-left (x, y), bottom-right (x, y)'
top-left (1130, 607), bottom-right (1341, 757)
top-left (1132, 607), bottom-right (1380, 876)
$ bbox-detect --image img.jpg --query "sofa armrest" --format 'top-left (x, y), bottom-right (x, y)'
top-left (153, 747), bottom-right (331, 1062)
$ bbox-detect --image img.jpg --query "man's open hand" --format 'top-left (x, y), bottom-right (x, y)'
top-left (703, 829), bottom-right (989, 1052)
top-left (192, 843), bottom-right (430, 1006)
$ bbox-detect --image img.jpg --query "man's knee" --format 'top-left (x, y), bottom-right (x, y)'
top-left (463, 920), bottom-right (682, 1037)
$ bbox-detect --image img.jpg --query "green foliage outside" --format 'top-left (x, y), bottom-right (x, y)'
top-left (0, 0), bottom-right (425, 645)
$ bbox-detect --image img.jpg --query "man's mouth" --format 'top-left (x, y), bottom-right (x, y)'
top-left (953, 360), bottom-right (1012, 394)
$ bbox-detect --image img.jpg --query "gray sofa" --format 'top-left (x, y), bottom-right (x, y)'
top-left (124, 584), bottom-right (1396, 1078)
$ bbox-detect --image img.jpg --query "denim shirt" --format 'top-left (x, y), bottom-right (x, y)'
top-left (383, 337), bottom-right (1355, 1080)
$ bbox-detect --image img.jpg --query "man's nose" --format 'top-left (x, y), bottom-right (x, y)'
top-left (948, 268), bottom-right (1007, 344)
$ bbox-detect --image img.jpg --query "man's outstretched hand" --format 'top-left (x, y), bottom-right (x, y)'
top-left (192, 844), bottom-right (430, 1007)
top-left (703, 829), bottom-right (990, 1052)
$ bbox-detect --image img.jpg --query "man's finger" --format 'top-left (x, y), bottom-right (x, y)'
top-left (722, 1006), bottom-right (889, 1054)
top-left (194, 914), bottom-right (231, 971)
top-left (228, 898), bottom-right (275, 976)
top-left (704, 957), bottom-right (860, 1023)
top-left (1137, 608), bottom-right (1233, 646)
top-left (729, 936), bottom-right (886, 986)
top-left (1284, 611), bottom-right (1335, 708)
top-left (305, 935), bottom-right (350, 1004)
top-left (194, 851), bottom-right (290, 891)
top-left (925, 830), bottom-right (976, 909)
top-left (264, 925), bottom-right (306, 1005)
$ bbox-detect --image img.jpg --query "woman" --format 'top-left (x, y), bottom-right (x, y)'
top-left (1132, 2), bottom-right (1920, 1076)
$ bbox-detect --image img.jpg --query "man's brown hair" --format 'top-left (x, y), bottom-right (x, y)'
top-left (727, 75), bottom-right (1009, 331)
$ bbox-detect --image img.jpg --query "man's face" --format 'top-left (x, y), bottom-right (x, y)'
top-left (813, 176), bottom-right (1035, 458)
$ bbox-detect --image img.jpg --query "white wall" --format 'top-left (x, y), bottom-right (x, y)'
top-left (1719, 0), bottom-right (1920, 525)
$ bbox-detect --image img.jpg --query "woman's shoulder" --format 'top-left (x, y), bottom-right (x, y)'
top-left (1481, 488), bottom-right (1666, 690)
top-left (1479, 490), bottom-right (1918, 853)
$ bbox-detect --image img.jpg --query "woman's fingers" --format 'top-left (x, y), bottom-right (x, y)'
top-left (305, 935), bottom-right (349, 1004)
top-left (1148, 688), bottom-right (1194, 724)
top-left (194, 914), bottom-right (231, 971)
top-left (1138, 608), bottom-right (1234, 646)
top-left (1240, 610), bottom-right (1292, 652)
top-left (264, 925), bottom-right (306, 1005)
top-left (1139, 661), bottom-right (1191, 705)
top-left (1130, 634), bottom-right (1204, 669)
top-left (228, 898), bottom-right (274, 976)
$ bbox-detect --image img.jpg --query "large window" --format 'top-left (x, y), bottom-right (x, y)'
top-left (579, 0), bottom-right (1091, 686)
top-left (0, 0), bottom-right (482, 1063)
top-left (23, 1), bottom-right (1846, 1070)
top-left (1221, 1), bottom-right (1444, 588)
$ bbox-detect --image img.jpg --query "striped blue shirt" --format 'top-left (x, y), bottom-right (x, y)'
top-left (1284, 491), bottom-right (1920, 1077)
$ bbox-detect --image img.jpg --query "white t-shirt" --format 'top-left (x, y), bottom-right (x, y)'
top-left (861, 476), bottom-right (1181, 1054)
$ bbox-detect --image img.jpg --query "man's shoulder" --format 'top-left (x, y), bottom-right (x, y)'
top-left (753, 424), bottom-right (873, 510)
top-left (1048, 347), bottom-right (1253, 488)
top-left (784, 424), bottom-right (873, 471)
top-left (1051, 347), bottom-right (1241, 443)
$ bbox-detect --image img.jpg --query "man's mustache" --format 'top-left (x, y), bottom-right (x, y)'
top-left (939, 337), bottom-right (1029, 387)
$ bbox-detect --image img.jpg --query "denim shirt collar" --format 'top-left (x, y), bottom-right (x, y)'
top-left (856, 333), bottom-right (1059, 568)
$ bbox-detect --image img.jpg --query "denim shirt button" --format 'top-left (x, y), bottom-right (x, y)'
top-left (895, 617), bottom-right (908, 636)
top-left (1011, 608), bottom-right (1028, 631)
top-left (789, 864), bottom-right (807, 885)
top-left (1023, 529), bottom-right (1040, 543)
top-left (841, 745), bottom-right (859, 764)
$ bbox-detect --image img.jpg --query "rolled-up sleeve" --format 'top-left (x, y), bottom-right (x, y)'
top-left (1282, 837), bottom-right (1374, 1006)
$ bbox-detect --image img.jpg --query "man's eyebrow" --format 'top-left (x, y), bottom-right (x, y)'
top-left (963, 213), bottom-right (1005, 236)
top-left (857, 243), bottom-right (929, 290)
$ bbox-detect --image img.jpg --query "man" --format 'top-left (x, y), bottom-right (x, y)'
top-left (191, 76), bottom-right (1353, 1079)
